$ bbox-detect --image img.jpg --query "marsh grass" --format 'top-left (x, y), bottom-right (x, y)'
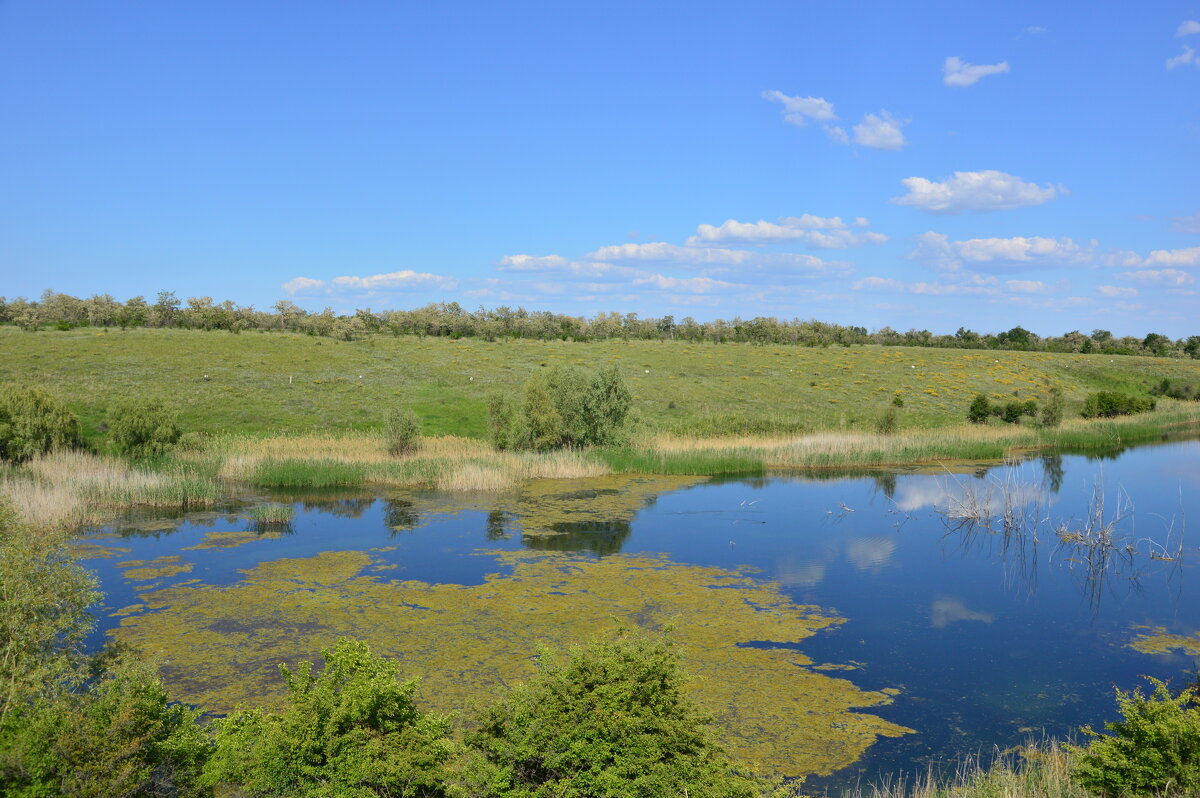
top-left (835, 741), bottom-right (1088, 798)
top-left (244, 503), bottom-right (296, 524)
top-left (0, 451), bottom-right (218, 529)
top-left (598, 447), bottom-right (765, 476)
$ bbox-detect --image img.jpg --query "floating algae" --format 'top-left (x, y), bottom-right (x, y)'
top-left (183, 529), bottom-right (288, 551)
top-left (1129, 625), bottom-right (1200, 656)
top-left (68, 541), bottom-right (132, 559)
top-left (116, 555), bottom-right (194, 581)
top-left (114, 548), bottom-right (911, 776)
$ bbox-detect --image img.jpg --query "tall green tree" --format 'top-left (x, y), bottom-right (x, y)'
top-left (0, 385), bottom-right (82, 463)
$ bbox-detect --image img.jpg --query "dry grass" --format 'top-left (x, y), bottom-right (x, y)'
top-left (834, 741), bottom-right (1088, 798)
top-left (1, 451), bottom-right (218, 530)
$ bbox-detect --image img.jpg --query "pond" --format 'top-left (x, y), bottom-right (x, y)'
top-left (74, 437), bottom-right (1200, 790)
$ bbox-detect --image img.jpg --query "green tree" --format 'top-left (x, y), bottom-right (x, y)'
top-left (463, 631), bottom-right (786, 798)
top-left (1070, 678), bottom-right (1200, 797)
top-left (385, 407), bottom-right (421, 456)
top-left (489, 365), bottom-right (632, 451)
top-left (202, 639), bottom-right (454, 797)
top-left (967, 394), bottom-right (991, 424)
top-left (0, 385), bottom-right (83, 463)
top-left (107, 399), bottom-right (182, 457)
top-left (1041, 386), bottom-right (1065, 428)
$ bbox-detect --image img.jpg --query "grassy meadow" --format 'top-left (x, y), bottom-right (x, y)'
top-left (4, 325), bottom-right (1200, 440)
top-left (4, 325), bottom-right (1200, 530)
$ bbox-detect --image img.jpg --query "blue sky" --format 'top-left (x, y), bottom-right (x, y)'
top-left (1, 1), bottom-right (1198, 336)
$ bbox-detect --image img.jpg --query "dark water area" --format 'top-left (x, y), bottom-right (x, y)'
top-left (76, 439), bottom-right (1200, 791)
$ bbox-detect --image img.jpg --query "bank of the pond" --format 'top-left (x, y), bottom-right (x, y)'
top-left (4, 405), bottom-right (1200, 530)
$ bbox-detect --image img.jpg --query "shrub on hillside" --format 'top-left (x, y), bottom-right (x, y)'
top-left (875, 406), bottom-right (899, 435)
top-left (1069, 677), bottom-right (1200, 797)
top-left (488, 364), bottom-right (632, 451)
top-left (1041, 386), bottom-right (1065, 428)
top-left (107, 399), bottom-right (182, 457)
top-left (968, 394), bottom-right (991, 424)
top-left (0, 384), bottom-right (83, 463)
top-left (1150, 378), bottom-right (1199, 401)
top-left (384, 407), bottom-right (421, 456)
top-left (1080, 392), bottom-right (1155, 419)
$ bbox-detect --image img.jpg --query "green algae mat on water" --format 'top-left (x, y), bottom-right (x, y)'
top-left (113, 547), bottom-right (911, 776)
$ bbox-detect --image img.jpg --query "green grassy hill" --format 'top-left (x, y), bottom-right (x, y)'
top-left (4, 326), bottom-right (1199, 443)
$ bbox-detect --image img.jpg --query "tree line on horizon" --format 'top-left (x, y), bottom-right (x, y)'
top-left (3, 289), bottom-right (1198, 359)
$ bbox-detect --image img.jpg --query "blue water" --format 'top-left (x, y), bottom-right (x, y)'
top-left (77, 438), bottom-right (1200, 789)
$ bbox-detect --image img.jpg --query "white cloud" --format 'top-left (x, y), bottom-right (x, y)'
top-left (852, 276), bottom-right (905, 291)
top-left (631, 274), bottom-right (739, 293)
top-left (943, 56), bottom-right (1011, 87)
top-left (1006, 279), bottom-right (1047, 294)
top-left (1170, 212), bottom-right (1200, 234)
top-left (1142, 246), bottom-right (1200, 268)
top-left (761, 90), bottom-right (837, 125)
top-left (1177, 20), bottom-right (1200, 36)
top-left (1167, 45), bottom-right (1197, 69)
top-left (497, 254), bottom-right (569, 271)
top-left (892, 170), bottom-right (1061, 214)
top-left (909, 231), bottom-right (1091, 272)
top-left (853, 111), bottom-right (908, 150)
top-left (1024, 26), bottom-right (1046, 35)
top-left (282, 277), bottom-right (326, 295)
top-left (825, 125), bottom-right (849, 144)
top-left (329, 270), bottom-right (458, 291)
top-left (584, 242), bottom-right (837, 275)
top-left (1097, 285), bottom-right (1138, 297)
top-left (685, 215), bottom-right (887, 248)
top-left (1116, 268), bottom-right (1196, 286)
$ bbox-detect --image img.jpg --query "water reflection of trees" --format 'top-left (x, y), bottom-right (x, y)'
top-left (385, 499), bottom-right (420, 533)
top-left (520, 521), bottom-right (633, 556)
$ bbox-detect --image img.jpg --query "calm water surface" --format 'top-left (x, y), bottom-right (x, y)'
top-left (77, 438), bottom-right (1200, 790)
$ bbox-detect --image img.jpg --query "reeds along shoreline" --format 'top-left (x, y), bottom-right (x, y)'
top-left (3, 406), bottom-right (1199, 531)
top-left (831, 740), bottom-right (1088, 798)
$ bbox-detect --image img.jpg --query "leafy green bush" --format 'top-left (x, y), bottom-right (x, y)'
top-left (968, 394), bottom-right (991, 424)
top-left (384, 407), bottom-right (421, 456)
top-left (465, 631), bottom-right (783, 797)
top-left (201, 638), bottom-right (454, 797)
top-left (107, 399), bottom-right (182, 457)
top-left (488, 364), bottom-right (633, 451)
top-left (1070, 677), bottom-right (1200, 797)
top-left (1080, 392), bottom-right (1156, 419)
top-left (876, 406), bottom-right (899, 435)
top-left (1150, 378), bottom-right (1199, 401)
top-left (1041, 386), bottom-right (1065, 428)
top-left (0, 385), bottom-right (82, 463)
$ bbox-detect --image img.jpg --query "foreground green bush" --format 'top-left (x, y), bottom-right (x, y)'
top-left (202, 639), bottom-right (454, 797)
top-left (1080, 392), bottom-right (1156, 419)
top-left (464, 631), bottom-right (788, 797)
top-left (488, 364), bottom-right (632, 451)
top-left (0, 384), bottom-right (82, 463)
top-left (1070, 677), bottom-right (1200, 797)
top-left (107, 398), bottom-right (182, 457)
top-left (0, 501), bottom-right (208, 797)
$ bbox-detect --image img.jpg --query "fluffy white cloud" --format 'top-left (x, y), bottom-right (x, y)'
top-left (1097, 285), bottom-right (1138, 297)
top-left (282, 277), bottom-right (326, 295)
top-left (1178, 20), bottom-right (1200, 36)
top-left (909, 231), bottom-right (1092, 272)
top-left (498, 254), bottom-right (624, 277)
top-left (892, 170), bottom-right (1061, 214)
top-left (1142, 246), bottom-right (1200, 268)
top-left (761, 90), bottom-right (837, 125)
top-left (1116, 268), bottom-right (1196, 286)
top-left (853, 112), bottom-right (907, 150)
top-left (1005, 280), bottom-right (1047, 294)
top-left (1167, 45), bottom-right (1197, 69)
top-left (329, 270), bottom-right (459, 291)
top-left (943, 56), bottom-right (1011, 87)
top-left (685, 215), bottom-right (887, 248)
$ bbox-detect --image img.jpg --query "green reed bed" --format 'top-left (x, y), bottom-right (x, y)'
top-left (248, 458), bottom-right (368, 488)
top-left (245, 503), bottom-right (295, 524)
top-left (598, 447), bottom-right (765, 476)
